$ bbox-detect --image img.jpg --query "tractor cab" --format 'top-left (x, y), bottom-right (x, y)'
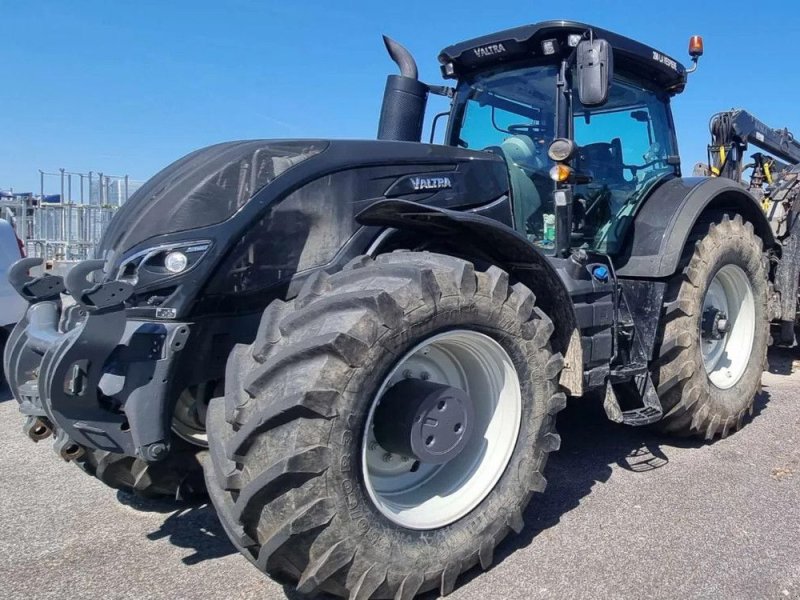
top-left (440, 21), bottom-right (687, 256)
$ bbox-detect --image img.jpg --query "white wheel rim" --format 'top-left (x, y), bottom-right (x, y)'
top-left (701, 264), bottom-right (755, 389)
top-left (171, 389), bottom-right (208, 447)
top-left (361, 330), bottom-right (522, 530)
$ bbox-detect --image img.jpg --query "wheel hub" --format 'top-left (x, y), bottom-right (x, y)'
top-left (701, 307), bottom-right (729, 341)
top-left (373, 379), bottom-right (474, 465)
top-left (361, 329), bottom-right (522, 530)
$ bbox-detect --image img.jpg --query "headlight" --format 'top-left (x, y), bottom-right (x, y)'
top-left (547, 138), bottom-right (577, 162)
top-left (164, 251), bottom-right (189, 274)
top-left (117, 241), bottom-right (211, 286)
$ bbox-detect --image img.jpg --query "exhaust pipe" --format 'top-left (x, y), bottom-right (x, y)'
top-left (377, 36), bottom-right (429, 142)
top-left (383, 36), bottom-right (418, 79)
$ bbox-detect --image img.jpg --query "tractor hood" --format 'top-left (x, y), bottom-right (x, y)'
top-left (97, 140), bottom-right (327, 259)
top-left (97, 139), bottom-right (509, 319)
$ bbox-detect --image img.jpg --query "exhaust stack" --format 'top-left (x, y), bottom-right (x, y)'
top-left (377, 36), bottom-right (429, 142)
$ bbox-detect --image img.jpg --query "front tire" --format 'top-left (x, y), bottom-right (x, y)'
top-left (652, 214), bottom-right (769, 439)
top-left (205, 252), bottom-right (566, 598)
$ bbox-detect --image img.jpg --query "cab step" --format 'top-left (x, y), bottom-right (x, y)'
top-left (603, 371), bottom-right (663, 426)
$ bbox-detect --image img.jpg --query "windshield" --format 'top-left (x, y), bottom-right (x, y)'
top-left (450, 64), bottom-right (679, 257)
top-left (572, 75), bottom-right (678, 254)
top-left (451, 65), bottom-right (560, 250)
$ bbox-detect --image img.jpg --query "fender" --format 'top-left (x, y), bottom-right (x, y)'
top-left (616, 177), bottom-right (776, 278)
top-left (357, 198), bottom-right (584, 394)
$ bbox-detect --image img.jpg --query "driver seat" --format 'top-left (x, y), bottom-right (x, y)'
top-left (578, 137), bottom-right (626, 185)
top-left (497, 135), bottom-right (542, 232)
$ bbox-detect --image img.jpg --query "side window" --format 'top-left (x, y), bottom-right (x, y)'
top-left (571, 76), bottom-right (678, 254)
top-left (574, 110), bottom-right (653, 182)
top-left (454, 65), bottom-right (560, 251)
top-left (459, 103), bottom-right (523, 150)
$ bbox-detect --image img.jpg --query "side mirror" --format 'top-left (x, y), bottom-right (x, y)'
top-left (576, 38), bottom-right (613, 107)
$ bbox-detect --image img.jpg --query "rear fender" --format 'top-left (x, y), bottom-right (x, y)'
top-left (616, 177), bottom-right (776, 278)
top-left (357, 199), bottom-right (583, 395)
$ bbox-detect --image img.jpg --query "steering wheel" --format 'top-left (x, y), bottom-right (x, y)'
top-left (507, 124), bottom-right (547, 136)
top-left (623, 157), bottom-right (669, 176)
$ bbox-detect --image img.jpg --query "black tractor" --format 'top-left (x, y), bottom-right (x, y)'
top-left (6, 21), bottom-right (780, 598)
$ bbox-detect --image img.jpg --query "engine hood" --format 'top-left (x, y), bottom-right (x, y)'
top-left (99, 138), bottom-right (509, 319)
top-left (97, 140), bottom-right (328, 260)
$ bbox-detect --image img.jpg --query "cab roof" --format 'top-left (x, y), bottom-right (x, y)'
top-left (439, 20), bottom-right (687, 95)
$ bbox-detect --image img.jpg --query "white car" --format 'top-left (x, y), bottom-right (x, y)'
top-left (0, 218), bottom-right (27, 385)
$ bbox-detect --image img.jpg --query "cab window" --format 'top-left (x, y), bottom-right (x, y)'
top-left (453, 64), bottom-right (559, 251)
top-left (572, 76), bottom-right (678, 254)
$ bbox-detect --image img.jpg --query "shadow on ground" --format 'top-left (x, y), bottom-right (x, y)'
top-left (116, 489), bottom-right (206, 514)
top-left (121, 376), bottom-right (775, 599)
top-left (137, 384), bottom-right (771, 599)
top-left (442, 383), bottom-right (773, 597)
top-left (144, 503), bottom-right (238, 565)
top-left (767, 346), bottom-right (799, 376)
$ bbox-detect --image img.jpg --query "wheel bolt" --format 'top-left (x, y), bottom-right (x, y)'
top-left (403, 369), bottom-right (413, 378)
top-left (420, 371), bottom-right (430, 381)
top-left (382, 452), bottom-right (393, 463)
top-left (368, 441), bottom-right (378, 451)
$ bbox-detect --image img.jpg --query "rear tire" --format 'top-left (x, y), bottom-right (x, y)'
top-left (205, 252), bottom-right (566, 598)
top-left (652, 214), bottom-right (769, 439)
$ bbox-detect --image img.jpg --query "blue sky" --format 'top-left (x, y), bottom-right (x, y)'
top-left (1, 0), bottom-right (797, 193)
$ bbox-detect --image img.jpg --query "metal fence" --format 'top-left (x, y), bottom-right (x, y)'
top-left (1, 170), bottom-right (142, 264)
top-left (15, 200), bottom-right (117, 261)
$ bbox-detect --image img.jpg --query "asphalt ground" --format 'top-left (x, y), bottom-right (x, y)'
top-left (1, 349), bottom-right (799, 600)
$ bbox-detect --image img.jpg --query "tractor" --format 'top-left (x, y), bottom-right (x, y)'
top-left (7, 20), bottom-right (797, 598)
